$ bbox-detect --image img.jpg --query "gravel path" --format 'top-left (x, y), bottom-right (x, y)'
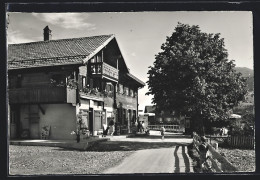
top-left (9, 145), bottom-right (133, 175)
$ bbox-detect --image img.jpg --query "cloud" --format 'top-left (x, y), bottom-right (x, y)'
top-left (7, 30), bottom-right (37, 44)
top-left (32, 13), bottom-right (96, 30)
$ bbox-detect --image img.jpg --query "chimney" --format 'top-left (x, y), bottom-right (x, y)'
top-left (43, 26), bottom-right (52, 41)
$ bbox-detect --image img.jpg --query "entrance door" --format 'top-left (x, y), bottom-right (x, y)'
top-left (89, 108), bottom-right (93, 135)
top-left (94, 111), bottom-right (102, 131)
top-left (10, 105), bottom-right (20, 139)
top-left (127, 110), bottom-right (131, 133)
top-left (29, 105), bottom-right (40, 139)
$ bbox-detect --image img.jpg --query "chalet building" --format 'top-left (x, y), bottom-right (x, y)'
top-left (144, 105), bottom-right (185, 128)
top-left (8, 26), bottom-right (145, 140)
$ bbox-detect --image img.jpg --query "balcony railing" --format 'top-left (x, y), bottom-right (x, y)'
top-left (80, 87), bottom-right (114, 101)
top-left (90, 62), bottom-right (119, 81)
top-left (8, 86), bottom-right (66, 104)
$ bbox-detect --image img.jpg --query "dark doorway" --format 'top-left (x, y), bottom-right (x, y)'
top-left (10, 105), bottom-right (20, 139)
top-left (89, 108), bottom-right (93, 135)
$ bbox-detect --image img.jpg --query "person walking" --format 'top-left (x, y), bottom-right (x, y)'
top-left (109, 119), bottom-right (115, 136)
top-left (161, 126), bottom-right (166, 140)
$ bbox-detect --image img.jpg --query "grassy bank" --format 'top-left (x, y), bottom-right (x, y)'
top-left (218, 147), bottom-right (255, 172)
top-left (9, 145), bottom-right (133, 175)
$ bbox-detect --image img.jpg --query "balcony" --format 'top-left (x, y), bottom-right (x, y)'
top-left (79, 87), bottom-right (114, 101)
top-left (90, 62), bottom-right (119, 82)
top-left (8, 86), bottom-right (67, 104)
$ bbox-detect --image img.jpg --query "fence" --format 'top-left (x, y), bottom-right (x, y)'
top-left (206, 135), bottom-right (255, 149)
top-left (226, 136), bottom-right (255, 149)
top-left (193, 132), bottom-right (238, 173)
top-left (147, 125), bottom-right (184, 133)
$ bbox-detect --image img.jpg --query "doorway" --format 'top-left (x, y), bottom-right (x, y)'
top-left (10, 105), bottom-right (20, 139)
top-left (89, 108), bottom-right (93, 135)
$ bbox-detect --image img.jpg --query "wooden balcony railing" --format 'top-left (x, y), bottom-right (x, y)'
top-left (8, 86), bottom-right (66, 104)
top-left (90, 62), bottom-right (119, 81)
top-left (79, 88), bottom-right (114, 101)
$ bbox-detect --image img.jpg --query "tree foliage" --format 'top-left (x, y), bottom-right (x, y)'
top-left (146, 23), bottom-right (247, 135)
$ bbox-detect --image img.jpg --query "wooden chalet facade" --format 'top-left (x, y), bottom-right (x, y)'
top-left (8, 26), bottom-right (145, 140)
top-left (144, 105), bottom-right (185, 128)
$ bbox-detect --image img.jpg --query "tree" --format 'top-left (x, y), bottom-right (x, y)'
top-left (146, 23), bottom-right (247, 135)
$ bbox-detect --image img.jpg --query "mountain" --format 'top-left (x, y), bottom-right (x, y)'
top-left (235, 67), bottom-right (254, 91)
top-left (235, 67), bottom-right (253, 77)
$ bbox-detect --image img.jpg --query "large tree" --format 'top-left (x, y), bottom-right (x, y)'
top-left (146, 23), bottom-right (247, 135)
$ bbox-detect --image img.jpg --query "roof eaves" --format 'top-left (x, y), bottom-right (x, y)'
top-left (127, 73), bottom-right (145, 87)
top-left (8, 55), bottom-right (86, 70)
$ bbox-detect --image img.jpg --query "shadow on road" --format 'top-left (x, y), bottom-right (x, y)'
top-left (86, 141), bottom-right (191, 152)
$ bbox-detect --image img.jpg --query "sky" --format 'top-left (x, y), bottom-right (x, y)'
top-left (7, 11), bottom-right (253, 111)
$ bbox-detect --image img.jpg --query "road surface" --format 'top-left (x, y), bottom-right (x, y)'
top-left (103, 132), bottom-right (194, 174)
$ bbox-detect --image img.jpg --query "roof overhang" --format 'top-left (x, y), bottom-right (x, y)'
top-left (126, 73), bottom-right (145, 87)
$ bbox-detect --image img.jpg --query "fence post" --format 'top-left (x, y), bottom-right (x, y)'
top-left (213, 142), bottom-right (218, 151)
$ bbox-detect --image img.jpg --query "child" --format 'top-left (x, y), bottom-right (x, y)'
top-left (161, 126), bottom-right (166, 140)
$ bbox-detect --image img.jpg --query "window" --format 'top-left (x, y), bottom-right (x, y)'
top-left (119, 84), bottom-right (123, 94)
top-left (106, 83), bottom-right (114, 92)
top-left (124, 87), bottom-right (129, 96)
top-left (51, 74), bottom-right (65, 86)
top-left (130, 89), bottom-right (134, 97)
top-left (96, 54), bottom-right (102, 62)
top-left (133, 90), bottom-right (137, 97)
top-left (82, 77), bottom-right (86, 88)
top-left (90, 57), bottom-right (95, 63)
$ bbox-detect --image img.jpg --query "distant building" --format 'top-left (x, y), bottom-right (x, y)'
top-left (144, 105), bottom-right (185, 126)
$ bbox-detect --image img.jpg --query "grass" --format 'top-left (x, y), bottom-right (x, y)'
top-left (187, 142), bottom-right (255, 173)
top-left (9, 145), bottom-right (133, 175)
top-left (217, 147), bottom-right (255, 172)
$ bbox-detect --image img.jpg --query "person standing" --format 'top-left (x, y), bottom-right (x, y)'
top-left (161, 126), bottom-right (166, 140)
top-left (141, 121), bottom-right (145, 133)
top-left (137, 121), bottom-right (141, 132)
top-left (102, 123), bottom-right (107, 137)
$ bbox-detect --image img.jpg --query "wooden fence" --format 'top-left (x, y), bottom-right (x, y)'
top-left (226, 136), bottom-right (255, 149)
top-left (206, 135), bottom-right (255, 149)
top-left (193, 132), bottom-right (238, 173)
top-left (147, 125), bottom-right (184, 133)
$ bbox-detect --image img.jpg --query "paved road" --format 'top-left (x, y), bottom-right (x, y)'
top-left (103, 131), bottom-right (194, 174)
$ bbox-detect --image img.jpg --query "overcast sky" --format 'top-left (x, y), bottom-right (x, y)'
top-left (7, 11), bottom-right (253, 111)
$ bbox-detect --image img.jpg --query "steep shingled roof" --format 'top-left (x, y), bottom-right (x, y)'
top-left (8, 34), bottom-right (115, 69)
top-left (7, 34), bottom-right (145, 87)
